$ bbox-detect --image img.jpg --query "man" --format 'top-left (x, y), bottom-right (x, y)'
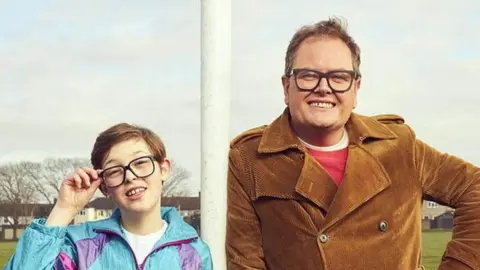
top-left (226, 17), bottom-right (480, 270)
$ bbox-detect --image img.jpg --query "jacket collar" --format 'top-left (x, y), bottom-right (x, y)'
top-left (92, 206), bottom-right (198, 245)
top-left (258, 108), bottom-right (397, 153)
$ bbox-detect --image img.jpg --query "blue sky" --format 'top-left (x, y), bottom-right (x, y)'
top-left (1, 0), bottom-right (479, 195)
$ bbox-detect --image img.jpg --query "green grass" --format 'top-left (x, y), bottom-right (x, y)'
top-left (0, 231), bottom-right (451, 268)
top-left (0, 242), bottom-right (16, 267)
top-left (422, 230), bottom-right (452, 270)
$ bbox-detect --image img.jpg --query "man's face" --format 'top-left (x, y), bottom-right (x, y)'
top-left (282, 36), bottom-right (361, 133)
top-left (100, 139), bottom-right (170, 214)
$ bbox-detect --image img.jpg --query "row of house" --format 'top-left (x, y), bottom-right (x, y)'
top-left (421, 200), bottom-right (454, 230)
top-left (0, 193), bottom-right (201, 241)
top-left (74, 195), bottom-right (200, 224)
top-left (0, 198), bottom-right (452, 241)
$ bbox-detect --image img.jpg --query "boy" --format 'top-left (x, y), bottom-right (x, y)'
top-left (5, 123), bottom-right (212, 270)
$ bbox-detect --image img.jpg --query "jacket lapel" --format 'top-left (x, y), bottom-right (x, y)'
top-left (258, 108), bottom-right (338, 213)
top-left (295, 153), bottom-right (338, 213)
top-left (321, 144), bottom-right (392, 231)
top-left (257, 108), bottom-right (398, 227)
top-left (321, 113), bottom-right (397, 230)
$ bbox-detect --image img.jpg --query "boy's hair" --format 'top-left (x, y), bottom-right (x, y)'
top-left (90, 123), bottom-right (167, 170)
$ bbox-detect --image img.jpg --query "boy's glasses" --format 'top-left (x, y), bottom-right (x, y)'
top-left (99, 155), bottom-right (156, 188)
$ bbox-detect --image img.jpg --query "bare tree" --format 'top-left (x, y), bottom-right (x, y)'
top-left (17, 157), bottom-right (189, 202)
top-left (25, 157), bottom-right (91, 204)
top-left (163, 160), bottom-right (191, 197)
top-left (0, 162), bottom-right (40, 236)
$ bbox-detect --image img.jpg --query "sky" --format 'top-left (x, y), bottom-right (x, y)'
top-left (1, 0), bottom-right (479, 195)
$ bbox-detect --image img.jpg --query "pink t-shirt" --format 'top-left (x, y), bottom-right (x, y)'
top-left (306, 147), bottom-right (348, 186)
top-left (299, 129), bottom-right (349, 186)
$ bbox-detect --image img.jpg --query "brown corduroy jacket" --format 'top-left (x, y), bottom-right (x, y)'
top-left (226, 109), bottom-right (480, 270)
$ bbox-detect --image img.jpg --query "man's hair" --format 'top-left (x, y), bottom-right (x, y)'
top-left (284, 16), bottom-right (361, 77)
top-left (90, 123), bottom-right (167, 170)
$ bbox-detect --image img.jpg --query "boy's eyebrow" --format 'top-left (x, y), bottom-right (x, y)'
top-left (103, 159), bottom-right (118, 168)
top-left (103, 150), bottom-right (148, 168)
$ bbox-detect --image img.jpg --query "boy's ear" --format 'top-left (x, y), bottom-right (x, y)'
top-left (160, 158), bottom-right (171, 178)
top-left (99, 184), bottom-right (109, 197)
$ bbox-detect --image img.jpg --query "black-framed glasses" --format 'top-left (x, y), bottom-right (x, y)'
top-left (99, 155), bottom-right (156, 188)
top-left (289, 68), bottom-right (357, 92)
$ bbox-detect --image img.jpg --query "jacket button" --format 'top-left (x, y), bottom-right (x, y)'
top-left (319, 234), bottom-right (328, 243)
top-left (379, 221), bottom-right (388, 232)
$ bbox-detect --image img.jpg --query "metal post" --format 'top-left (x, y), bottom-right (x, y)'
top-left (200, 0), bottom-right (231, 268)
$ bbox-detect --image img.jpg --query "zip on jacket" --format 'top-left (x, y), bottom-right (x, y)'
top-left (4, 207), bottom-right (213, 270)
top-left (94, 228), bottom-right (199, 269)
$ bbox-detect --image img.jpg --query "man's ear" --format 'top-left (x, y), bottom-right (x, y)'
top-left (355, 78), bottom-right (362, 91)
top-left (352, 78), bottom-right (361, 109)
top-left (282, 75), bottom-right (290, 105)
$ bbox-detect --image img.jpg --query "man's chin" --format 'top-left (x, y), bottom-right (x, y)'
top-left (308, 116), bottom-right (339, 128)
top-left (311, 122), bottom-right (337, 131)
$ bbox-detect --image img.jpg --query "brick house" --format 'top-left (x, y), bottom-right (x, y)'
top-left (0, 203), bottom-right (53, 241)
top-left (73, 194), bottom-right (201, 224)
top-left (422, 200), bottom-right (453, 220)
top-left (421, 200), bottom-right (454, 230)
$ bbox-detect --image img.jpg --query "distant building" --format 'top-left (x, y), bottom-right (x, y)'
top-left (421, 200), bottom-right (454, 230)
top-left (73, 194), bottom-right (201, 224)
top-left (73, 198), bottom-right (115, 224)
top-left (162, 195), bottom-right (200, 217)
top-left (431, 211), bottom-right (454, 230)
top-left (0, 203), bottom-right (53, 241)
top-left (422, 200), bottom-right (453, 220)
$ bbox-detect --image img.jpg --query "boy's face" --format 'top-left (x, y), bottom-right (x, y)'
top-left (100, 138), bottom-right (170, 214)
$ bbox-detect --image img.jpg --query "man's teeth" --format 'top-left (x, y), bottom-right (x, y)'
top-left (310, 102), bottom-right (334, 108)
top-left (126, 187), bottom-right (146, 196)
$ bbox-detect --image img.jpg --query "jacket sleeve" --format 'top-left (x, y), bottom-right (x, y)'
top-left (414, 137), bottom-right (480, 269)
top-left (189, 238), bottom-right (213, 270)
top-left (200, 247), bottom-right (213, 270)
top-left (226, 147), bottom-right (267, 270)
top-left (4, 218), bottom-right (78, 270)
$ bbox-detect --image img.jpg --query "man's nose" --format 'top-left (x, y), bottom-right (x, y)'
top-left (313, 77), bottom-right (332, 95)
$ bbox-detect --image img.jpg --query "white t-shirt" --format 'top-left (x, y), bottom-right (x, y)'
top-left (121, 220), bottom-right (168, 264)
top-left (298, 128), bottom-right (349, 151)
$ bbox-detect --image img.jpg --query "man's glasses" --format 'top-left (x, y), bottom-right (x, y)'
top-left (99, 155), bottom-right (156, 188)
top-left (288, 68), bottom-right (357, 92)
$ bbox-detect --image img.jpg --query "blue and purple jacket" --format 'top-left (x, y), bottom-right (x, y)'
top-left (4, 207), bottom-right (213, 270)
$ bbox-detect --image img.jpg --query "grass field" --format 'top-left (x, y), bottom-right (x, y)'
top-left (0, 241), bottom-right (16, 267)
top-left (0, 231), bottom-right (452, 269)
top-left (422, 230), bottom-right (452, 270)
